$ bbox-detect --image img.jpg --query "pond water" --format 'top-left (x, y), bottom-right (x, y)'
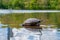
top-left (0, 28), bottom-right (60, 40)
top-left (0, 28), bottom-right (8, 40)
top-left (41, 29), bottom-right (60, 40)
top-left (0, 10), bottom-right (60, 40)
top-left (10, 28), bottom-right (60, 40)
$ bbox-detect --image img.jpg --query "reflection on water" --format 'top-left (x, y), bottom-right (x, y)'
top-left (11, 28), bottom-right (60, 40)
top-left (56, 31), bottom-right (60, 40)
top-left (0, 28), bottom-right (8, 40)
top-left (42, 29), bottom-right (60, 40)
top-left (42, 29), bottom-right (57, 40)
top-left (0, 27), bottom-right (60, 40)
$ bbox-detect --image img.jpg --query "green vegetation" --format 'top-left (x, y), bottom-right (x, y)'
top-left (0, 13), bottom-right (60, 28)
top-left (0, 0), bottom-right (60, 10)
